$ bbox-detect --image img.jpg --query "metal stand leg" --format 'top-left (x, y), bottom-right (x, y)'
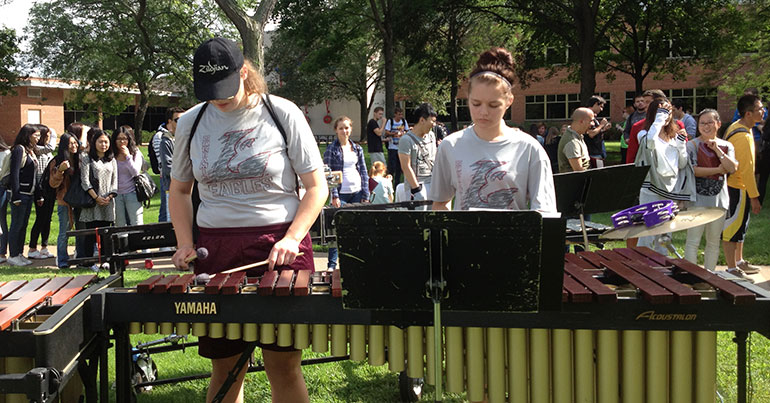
top-left (115, 325), bottom-right (135, 403)
top-left (212, 342), bottom-right (257, 403)
top-left (579, 213), bottom-right (590, 251)
top-left (100, 333), bottom-right (110, 403)
top-left (734, 331), bottom-right (748, 403)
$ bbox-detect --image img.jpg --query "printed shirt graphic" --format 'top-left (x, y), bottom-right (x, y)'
top-left (429, 126), bottom-right (557, 212)
top-left (171, 96), bottom-right (323, 228)
top-left (398, 130), bottom-right (437, 183)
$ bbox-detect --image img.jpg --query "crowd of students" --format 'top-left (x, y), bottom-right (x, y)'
top-left (0, 122), bottom-right (152, 269)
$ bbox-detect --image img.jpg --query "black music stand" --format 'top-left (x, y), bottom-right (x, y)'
top-left (335, 210), bottom-right (564, 402)
top-left (553, 163), bottom-right (649, 249)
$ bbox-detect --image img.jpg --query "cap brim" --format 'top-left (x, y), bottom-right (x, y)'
top-left (194, 69), bottom-right (241, 102)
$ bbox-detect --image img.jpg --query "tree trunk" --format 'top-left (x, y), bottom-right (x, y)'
top-left (134, 87), bottom-right (149, 142)
top-left (240, 20), bottom-right (264, 73)
top-left (383, 27), bottom-right (395, 119)
top-left (359, 91), bottom-right (369, 144)
top-left (448, 13), bottom-right (459, 132)
top-left (576, 1), bottom-right (597, 106)
top-left (214, 0), bottom-right (277, 74)
top-left (449, 79), bottom-right (459, 132)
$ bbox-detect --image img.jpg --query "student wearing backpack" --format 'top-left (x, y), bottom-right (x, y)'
top-left (7, 124), bottom-right (41, 266)
top-left (27, 125), bottom-right (56, 259)
top-left (722, 94), bottom-right (764, 280)
top-left (169, 37), bottom-right (327, 403)
top-left (149, 108), bottom-right (184, 222)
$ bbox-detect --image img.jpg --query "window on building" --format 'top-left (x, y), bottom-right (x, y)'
top-left (624, 88), bottom-right (717, 114)
top-left (667, 88), bottom-right (717, 114)
top-left (27, 87), bottom-right (42, 99)
top-left (526, 92), bottom-right (609, 121)
top-left (27, 110), bottom-right (41, 124)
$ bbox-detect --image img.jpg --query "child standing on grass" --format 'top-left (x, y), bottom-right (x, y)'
top-left (369, 161), bottom-right (393, 204)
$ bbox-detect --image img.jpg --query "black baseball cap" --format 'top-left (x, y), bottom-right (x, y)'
top-left (193, 38), bottom-right (244, 101)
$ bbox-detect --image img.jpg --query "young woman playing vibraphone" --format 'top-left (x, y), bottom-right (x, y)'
top-left (430, 47), bottom-right (557, 212)
top-left (169, 38), bottom-right (327, 403)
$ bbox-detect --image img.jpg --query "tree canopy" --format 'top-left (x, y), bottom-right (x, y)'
top-left (25, 0), bottom-right (220, 131)
top-left (0, 26), bottom-right (22, 96)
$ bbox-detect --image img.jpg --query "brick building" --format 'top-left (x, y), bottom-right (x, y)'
top-left (0, 77), bottom-right (181, 146)
top-left (428, 64), bottom-right (736, 131)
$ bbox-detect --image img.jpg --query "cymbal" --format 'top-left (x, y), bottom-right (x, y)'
top-left (601, 207), bottom-right (725, 240)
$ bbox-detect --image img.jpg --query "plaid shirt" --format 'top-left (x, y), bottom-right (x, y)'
top-left (323, 139), bottom-right (369, 199)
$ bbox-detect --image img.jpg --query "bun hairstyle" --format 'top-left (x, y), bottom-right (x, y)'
top-left (469, 47), bottom-right (516, 94)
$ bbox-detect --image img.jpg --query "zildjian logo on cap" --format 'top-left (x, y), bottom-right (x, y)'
top-left (199, 61), bottom-right (228, 75)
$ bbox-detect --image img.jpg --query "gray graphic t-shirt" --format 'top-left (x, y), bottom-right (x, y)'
top-left (172, 96), bottom-right (323, 228)
top-left (398, 130), bottom-right (436, 183)
top-left (429, 126), bottom-right (556, 212)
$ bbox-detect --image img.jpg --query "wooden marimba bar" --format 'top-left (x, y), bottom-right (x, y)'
top-left (100, 247), bottom-right (770, 403)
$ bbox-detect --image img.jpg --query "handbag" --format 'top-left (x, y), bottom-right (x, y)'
top-left (64, 174), bottom-right (96, 209)
top-left (133, 172), bottom-right (157, 206)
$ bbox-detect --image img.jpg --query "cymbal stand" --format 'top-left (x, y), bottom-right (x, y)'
top-left (654, 234), bottom-right (683, 258)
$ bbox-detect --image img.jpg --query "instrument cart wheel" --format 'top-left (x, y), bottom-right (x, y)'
top-left (398, 371), bottom-right (423, 402)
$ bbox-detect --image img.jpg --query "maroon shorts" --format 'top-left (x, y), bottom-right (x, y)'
top-left (195, 223), bottom-right (314, 359)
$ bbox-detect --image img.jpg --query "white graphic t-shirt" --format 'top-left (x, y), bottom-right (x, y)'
top-left (172, 96), bottom-right (324, 228)
top-left (429, 126), bottom-right (556, 212)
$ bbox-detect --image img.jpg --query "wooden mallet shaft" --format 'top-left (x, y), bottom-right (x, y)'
top-left (221, 252), bottom-right (305, 274)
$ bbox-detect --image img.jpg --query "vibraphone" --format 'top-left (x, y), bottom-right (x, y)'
top-left (67, 222), bottom-right (178, 272)
top-left (93, 247), bottom-right (770, 402)
top-left (0, 273), bottom-right (122, 402)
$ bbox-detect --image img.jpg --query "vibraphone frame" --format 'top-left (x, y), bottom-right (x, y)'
top-left (0, 273), bottom-right (122, 403)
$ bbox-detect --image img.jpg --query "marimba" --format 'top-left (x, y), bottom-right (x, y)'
top-left (93, 247), bottom-right (770, 402)
top-left (0, 274), bottom-right (122, 403)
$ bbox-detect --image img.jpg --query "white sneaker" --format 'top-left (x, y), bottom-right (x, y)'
top-left (21, 256), bottom-right (32, 265)
top-left (39, 248), bottom-right (53, 258)
top-left (8, 256), bottom-right (30, 266)
top-left (28, 250), bottom-right (42, 259)
top-left (0, 255), bottom-right (6, 264)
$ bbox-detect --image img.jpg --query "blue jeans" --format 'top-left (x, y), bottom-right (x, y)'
top-left (158, 176), bottom-right (169, 222)
top-left (9, 195), bottom-right (33, 257)
top-left (327, 190), bottom-right (366, 269)
top-left (0, 188), bottom-right (8, 256)
top-left (115, 191), bottom-right (144, 227)
top-left (57, 204), bottom-right (70, 267)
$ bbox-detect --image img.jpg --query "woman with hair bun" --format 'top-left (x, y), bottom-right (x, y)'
top-left (430, 47), bottom-right (556, 212)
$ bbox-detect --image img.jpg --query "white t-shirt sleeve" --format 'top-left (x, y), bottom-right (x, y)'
top-left (270, 96), bottom-right (324, 175)
top-left (527, 147), bottom-right (557, 213)
top-left (428, 139), bottom-right (455, 203)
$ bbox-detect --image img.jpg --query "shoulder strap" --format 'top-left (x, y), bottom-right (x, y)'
top-left (262, 94), bottom-right (290, 146)
top-left (725, 127), bottom-right (749, 141)
top-left (187, 102), bottom-right (209, 244)
top-left (187, 103), bottom-right (209, 148)
top-left (261, 94), bottom-right (299, 195)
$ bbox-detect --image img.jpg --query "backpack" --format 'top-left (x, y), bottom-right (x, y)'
top-left (0, 146), bottom-right (27, 187)
top-left (148, 133), bottom-right (161, 174)
top-left (37, 159), bottom-right (57, 198)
